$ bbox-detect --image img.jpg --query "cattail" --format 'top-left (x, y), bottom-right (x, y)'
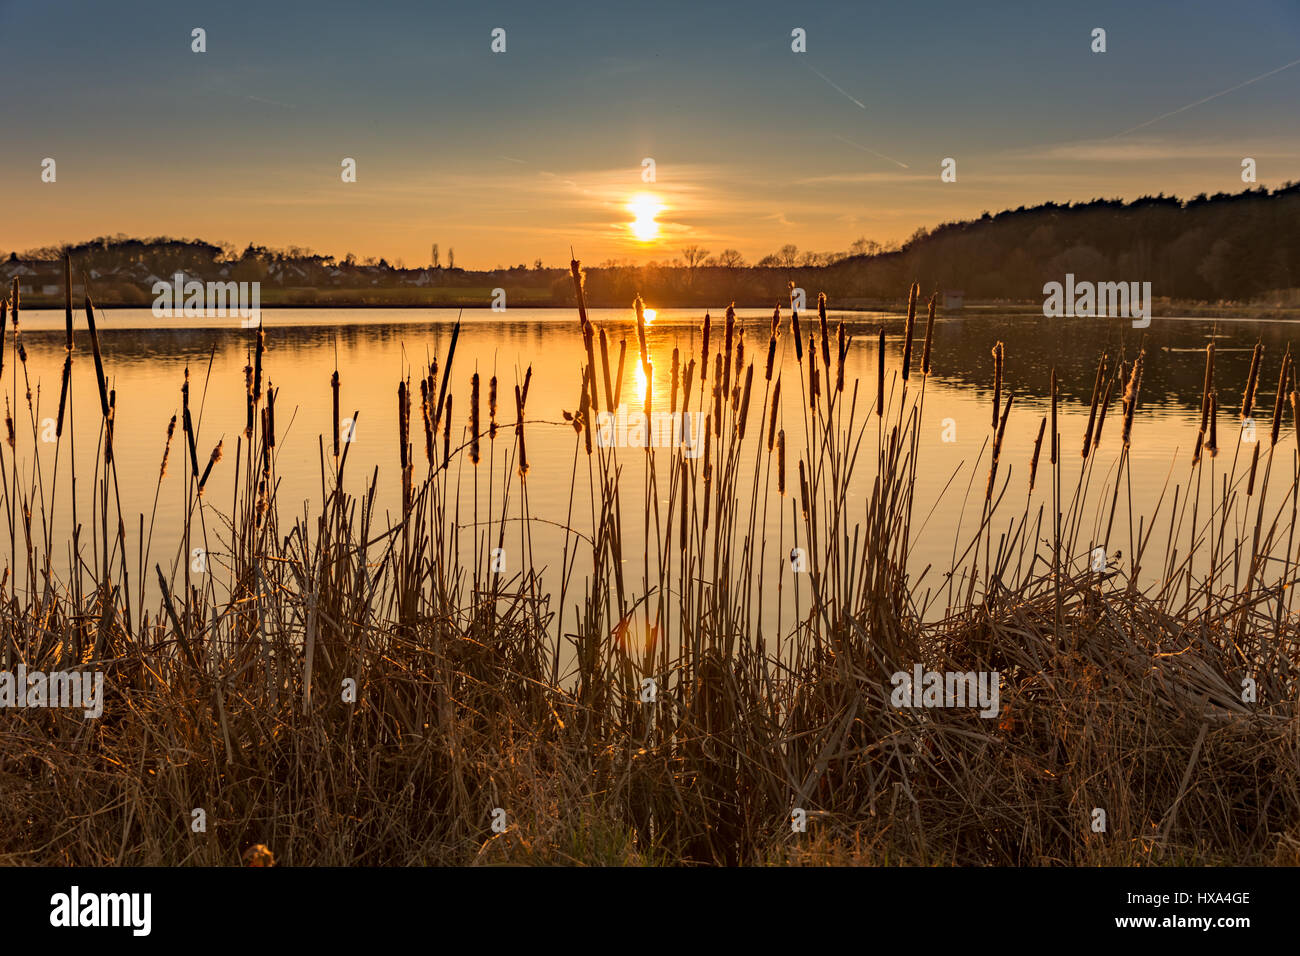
top-left (1049, 367), bottom-right (1058, 465)
top-left (266, 384), bottom-right (276, 450)
top-left (987, 393), bottom-right (1013, 499)
top-left (197, 439), bottom-right (223, 496)
top-left (1029, 416), bottom-right (1047, 492)
top-left (4, 398), bottom-right (14, 449)
top-left (182, 368), bottom-right (200, 478)
top-left (1247, 442), bottom-right (1261, 496)
top-left (765, 306), bottom-right (779, 380)
top-left (253, 326), bottom-right (265, 403)
top-left (398, 380), bottom-right (411, 471)
top-left (767, 377), bottom-right (781, 451)
top-left (1082, 355), bottom-right (1106, 459)
top-left (921, 293), bottom-right (936, 376)
top-left (434, 320), bottom-right (460, 428)
top-left (1241, 341), bottom-right (1263, 420)
top-left (808, 333), bottom-right (819, 410)
top-left (514, 384), bottom-right (528, 477)
top-left (1270, 348), bottom-right (1291, 447)
top-left (105, 389), bottom-right (116, 464)
top-left (738, 365), bottom-right (754, 439)
top-left (634, 295), bottom-right (650, 375)
top-left (835, 321), bottom-right (846, 393)
top-left (578, 369), bottom-right (592, 456)
top-left (876, 326), bottom-right (885, 417)
top-left (724, 304), bottom-right (736, 395)
top-left (443, 393), bottom-right (454, 465)
top-left (332, 370), bottom-right (341, 458)
top-left (701, 311), bottom-right (711, 382)
top-left (644, 362), bottom-right (653, 434)
top-left (489, 374), bottom-right (499, 440)
top-left (420, 378), bottom-right (435, 467)
top-left (670, 347), bottom-right (680, 416)
top-left (713, 354), bottom-right (723, 432)
top-left (64, 254), bottom-right (74, 352)
top-left (470, 372), bottom-right (481, 465)
top-left (901, 283), bottom-right (918, 382)
top-left (55, 354), bottom-right (71, 437)
top-left (682, 358), bottom-right (696, 415)
top-left (777, 429), bottom-right (786, 495)
top-left (160, 414), bottom-right (177, 478)
top-left (1206, 391), bottom-right (1219, 457)
top-left (1094, 367), bottom-right (1116, 450)
top-left (1122, 350), bottom-right (1144, 447)
top-left (792, 307), bottom-right (803, 363)
top-left (679, 459), bottom-right (689, 550)
top-left (798, 459), bottom-right (810, 519)
top-left (244, 363), bottom-right (255, 438)
top-left (0, 300), bottom-right (6, 382)
top-left (599, 329), bottom-right (614, 410)
top-left (82, 295), bottom-right (110, 419)
top-left (991, 342), bottom-right (1004, 431)
top-left (818, 293), bottom-right (831, 370)
top-left (613, 339), bottom-right (626, 408)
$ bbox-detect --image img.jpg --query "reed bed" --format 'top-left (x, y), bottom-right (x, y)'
top-left (0, 264), bottom-right (1298, 867)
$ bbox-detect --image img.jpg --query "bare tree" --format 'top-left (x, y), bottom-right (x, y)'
top-left (431, 243), bottom-right (440, 269)
top-left (717, 248), bottom-right (746, 268)
top-left (448, 248), bottom-right (455, 269)
top-left (682, 245), bottom-right (711, 270)
top-left (777, 244), bottom-right (799, 268)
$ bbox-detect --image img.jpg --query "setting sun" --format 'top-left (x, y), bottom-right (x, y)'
top-left (628, 193), bottom-right (662, 242)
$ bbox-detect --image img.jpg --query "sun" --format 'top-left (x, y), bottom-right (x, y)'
top-left (628, 193), bottom-right (662, 242)
top-left (642, 307), bottom-right (657, 324)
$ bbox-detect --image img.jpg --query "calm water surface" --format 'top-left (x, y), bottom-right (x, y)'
top-left (12, 307), bottom-right (1299, 636)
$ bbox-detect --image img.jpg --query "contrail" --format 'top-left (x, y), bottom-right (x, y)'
top-left (806, 64), bottom-right (868, 111)
top-left (832, 134), bottom-right (910, 170)
top-left (1111, 56), bottom-right (1300, 138)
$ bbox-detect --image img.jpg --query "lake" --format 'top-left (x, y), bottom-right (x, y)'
top-left (9, 305), bottom-right (1298, 634)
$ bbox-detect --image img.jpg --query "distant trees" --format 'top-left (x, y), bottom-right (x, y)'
top-left (717, 249), bottom-right (746, 268)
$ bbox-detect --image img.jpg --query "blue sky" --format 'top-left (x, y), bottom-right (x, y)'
top-left (3, 0), bottom-right (1298, 267)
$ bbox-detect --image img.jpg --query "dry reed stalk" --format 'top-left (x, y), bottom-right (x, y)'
top-left (1206, 392), bottom-right (1219, 457)
top-left (635, 295), bottom-right (650, 376)
top-left (489, 375), bottom-right (499, 441)
top-left (792, 308), bottom-right (803, 363)
top-left (670, 347), bottom-right (680, 417)
top-left (1050, 367), bottom-right (1057, 465)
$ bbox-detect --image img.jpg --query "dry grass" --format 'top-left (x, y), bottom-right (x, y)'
top-left (0, 263), bottom-right (1298, 867)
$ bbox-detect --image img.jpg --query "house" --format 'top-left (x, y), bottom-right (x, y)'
top-left (943, 290), bottom-right (965, 311)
